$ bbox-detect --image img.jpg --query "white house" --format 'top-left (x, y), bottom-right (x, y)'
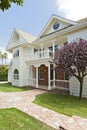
top-left (7, 14), bottom-right (87, 97)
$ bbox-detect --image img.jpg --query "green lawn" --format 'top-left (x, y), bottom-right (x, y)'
top-left (34, 93), bottom-right (87, 118)
top-left (0, 108), bottom-right (55, 130)
top-left (0, 83), bottom-right (29, 92)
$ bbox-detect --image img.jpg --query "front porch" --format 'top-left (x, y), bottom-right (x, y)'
top-left (26, 78), bottom-right (69, 91)
top-left (26, 63), bottom-right (69, 91)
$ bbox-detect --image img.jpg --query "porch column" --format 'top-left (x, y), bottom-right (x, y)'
top-left (31, 47), bottom-right (34, 60)
top-left (52, 40), bottom-right (56, 58)
top-left (40, 44), bottom-right (44, 59)
top-left (26, 65), bottom-right (29, 86)
top-left (30, 65), bottom-right (33, 86)
top-left (36, 66), bottom-right (39, 88)
top-left (31, 65), bottom-right (33, 78)
top-left (48, 64), bottom-right (51, 90)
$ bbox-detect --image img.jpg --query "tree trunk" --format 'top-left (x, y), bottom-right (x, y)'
top-left (79, 79), bottom-right (83, 100)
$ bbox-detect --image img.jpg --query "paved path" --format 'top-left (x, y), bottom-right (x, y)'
top-left (0, 81), bottom-right (8, 84)
top-left (0, 90), bottom-right (87, 130)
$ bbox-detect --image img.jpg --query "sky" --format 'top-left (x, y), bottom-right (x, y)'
top-left (0, 0), bottom-right (87, 61)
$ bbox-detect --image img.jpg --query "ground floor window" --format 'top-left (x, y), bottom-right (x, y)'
top-left (13, 69), bottom-right (19, 80)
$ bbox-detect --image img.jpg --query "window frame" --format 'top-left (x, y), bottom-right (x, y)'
top-left (13, 50), bottom-right (19, 57)
top-left (39, 68), bottom-right (44, 80)
top-left (13, 69), bottom-right (19, 80)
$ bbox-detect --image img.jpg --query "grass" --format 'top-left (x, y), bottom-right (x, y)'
top-left (0, 108), bottom-right (55, 130)
top-left (34, 93), bottom-right (87, 118)
top-left (0, 83), bottom-right (29, 92)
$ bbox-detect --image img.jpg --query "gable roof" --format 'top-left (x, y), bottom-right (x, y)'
top-left (77, 17), bottom-right (87, 23)
top-left (17, 29), bottom-right (36, 43)
top-left (7, 28), bottom-right (36, 52)
top-left (37, 14), bottom-right (77, 39)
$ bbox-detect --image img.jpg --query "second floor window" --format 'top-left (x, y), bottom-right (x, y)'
top-left (34, 49), bottom-right (38, 53)
top-left (14, 50), bottom-right (19, 57)
top-left (55, 45), bottom-right (58, 51)
top-left (49, 45), bottom-right (58, 51)
top-left (49, 46), bottom-right (53, 51)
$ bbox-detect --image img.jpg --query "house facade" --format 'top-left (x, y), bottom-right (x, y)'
top-left (7, 15), bottom-right (87, 97)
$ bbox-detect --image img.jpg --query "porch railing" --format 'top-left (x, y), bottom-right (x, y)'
top-left (26, 50), bottom-right (53, 61)
top-left (26, 78), bottom-right (69, 90)
top-left (50, 80), bottom-right (69, 90)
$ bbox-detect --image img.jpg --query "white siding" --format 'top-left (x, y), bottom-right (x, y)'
top-left (70, 76), bottom-right (87, 98)
top-left (19, 47), bottom-right (27, 86)
top-left (8, 66), bottom-right (12, 83)
top-left (68, 29), bottom-right (87, 43)
top-left (11, 46), bottom-right (28, 87)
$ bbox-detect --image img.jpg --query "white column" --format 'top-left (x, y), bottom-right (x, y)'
top-left (32, 47), bottom-right (34, 60)
top-left (26, 65), bottom-right (29, 86)
top-left (36, 66), bottom-right (39, 88)
top-left (48, 64), bottom-right (51, 90)
top-left (52, 40), bottom-right (56, 58)
top-left (30, 65), bottom-right (33, 86)
top-left (31, 65), bottom-right (33, 78)
top-left (53, 42), bottom-right (55, 58)
top-left (40, 44), bottom-right (44, 59)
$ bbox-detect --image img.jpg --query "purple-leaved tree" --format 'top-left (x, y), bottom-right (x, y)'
top-left (53, 38), bottom-right (87, 99)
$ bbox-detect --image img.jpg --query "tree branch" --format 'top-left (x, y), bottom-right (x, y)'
top-left (73, 73), bottom-right (80, 81)
top-left (83, 73), bottom-right (87, 77)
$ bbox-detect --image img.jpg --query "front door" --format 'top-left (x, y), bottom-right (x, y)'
top-left (38, 64), bottom-right (48, 86)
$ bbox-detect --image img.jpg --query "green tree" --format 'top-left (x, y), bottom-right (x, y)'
top-left (1, 53), bottom-right (4, 65)
top-left (0, 52), bottom-right (8, 65)
top-left (0, 51), bottom-right (2, 65)
top-left (0, 65), bottom-right (8, 81)
top-left (3, 52), bottom-right (8, 65)
top-left (0, 0), bottom-right (24, 11)
top-left (0, 51), bottom-right (1, 60)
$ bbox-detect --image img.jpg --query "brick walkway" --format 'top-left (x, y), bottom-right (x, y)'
top-left (0, 90), bottom-right (87, 130)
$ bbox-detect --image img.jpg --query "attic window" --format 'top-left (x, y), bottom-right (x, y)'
top-left (53, 22), bottom-right (59, 30)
